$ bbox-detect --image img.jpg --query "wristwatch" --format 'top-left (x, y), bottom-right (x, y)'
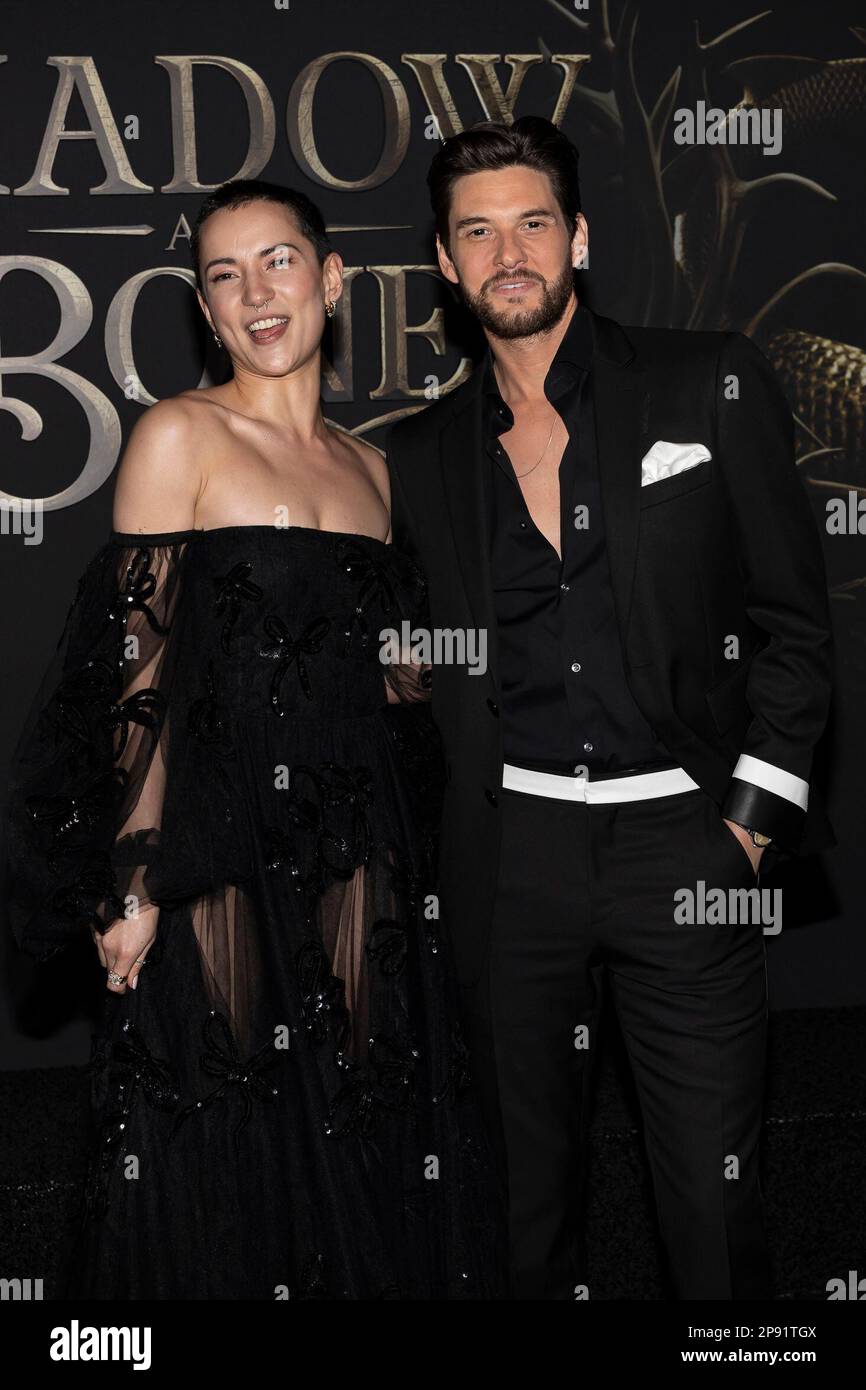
top-left (742, 825), bottom-right (773, 848)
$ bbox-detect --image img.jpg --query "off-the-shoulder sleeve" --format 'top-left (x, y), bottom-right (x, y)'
top-left (5, 531), bottom-right (195, 961)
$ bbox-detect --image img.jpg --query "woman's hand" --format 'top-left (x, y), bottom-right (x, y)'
top-left (91, 904), bottom-right (160, 994)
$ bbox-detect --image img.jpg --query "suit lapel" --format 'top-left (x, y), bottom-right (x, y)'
top-left (591, 352), bottom-right (648, 643)
top-left (438, 396), bottom-right (499, 679)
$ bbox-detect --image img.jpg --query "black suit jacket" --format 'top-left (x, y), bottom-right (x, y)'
top-left (386, 307), bottom-right (834, 987)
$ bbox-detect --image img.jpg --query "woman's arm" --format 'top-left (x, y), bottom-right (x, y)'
top-left (6, 403), bottom-right (202, 992)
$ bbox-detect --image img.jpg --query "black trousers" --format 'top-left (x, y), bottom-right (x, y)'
top-left (459, 784), bottom-right (772, 1300)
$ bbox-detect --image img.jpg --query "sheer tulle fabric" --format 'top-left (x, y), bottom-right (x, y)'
top-left (6, 526), bottom-right (505, 1299)
top-left (7, 540), bottom-right (191, 959)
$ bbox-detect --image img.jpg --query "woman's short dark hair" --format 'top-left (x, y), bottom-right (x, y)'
top-left (191, 178), bottom-right (333, 294)
top-left (427, 116), bottom-right (581, 257)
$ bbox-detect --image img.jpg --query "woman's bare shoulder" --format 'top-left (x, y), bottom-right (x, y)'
top-left (112, 396), bottom-right (204, 533)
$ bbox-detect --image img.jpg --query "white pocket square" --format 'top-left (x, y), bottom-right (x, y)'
top-left (640, 439), bottom-right (711, 486)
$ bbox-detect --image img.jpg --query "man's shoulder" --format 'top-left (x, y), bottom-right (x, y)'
top-left (622, 322), bottom-right (778, 395)
top-left (387, 368), bottom-right (481, 454)
top-left (622, 320), bottom-right (730, 370)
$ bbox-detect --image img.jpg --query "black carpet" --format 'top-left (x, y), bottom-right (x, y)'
top-left (1, 1006), bottom-right (863, 1300)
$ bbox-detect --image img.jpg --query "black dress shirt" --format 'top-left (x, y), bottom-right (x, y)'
top-left (483, 302), bottom-right (674, 777)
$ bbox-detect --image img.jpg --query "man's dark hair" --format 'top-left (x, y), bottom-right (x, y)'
top-left (427, 116), bottom-right (581, 258)
top-left (191, 178), bottom-right (333, 294)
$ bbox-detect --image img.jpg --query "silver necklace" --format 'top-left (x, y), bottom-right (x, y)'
top-left (511, 419), bottom-right (555, 479)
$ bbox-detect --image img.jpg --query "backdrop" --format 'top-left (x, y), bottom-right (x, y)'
top-left (2, 0), bottom-right (864, 1069)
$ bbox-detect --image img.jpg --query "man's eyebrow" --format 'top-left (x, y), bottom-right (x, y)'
top-left (454, 208), bottom-right (557, 229)
top-left (204, 243), bottom-right (303, 272)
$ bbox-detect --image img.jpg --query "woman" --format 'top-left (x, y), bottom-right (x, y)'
top-left (5, 178), bottom-right (506, 1299)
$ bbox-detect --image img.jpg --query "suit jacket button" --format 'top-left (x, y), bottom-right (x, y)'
top-left (485, 788), bottom-right (498, 807)
top-left (487, 698), bottom-right (499, 717)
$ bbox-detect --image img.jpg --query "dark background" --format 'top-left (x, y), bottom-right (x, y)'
top-left (2, 0), bottom-right (864, 1068)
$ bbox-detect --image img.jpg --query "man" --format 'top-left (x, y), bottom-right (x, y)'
top-left (385, 116), bottom-right (833, 1300)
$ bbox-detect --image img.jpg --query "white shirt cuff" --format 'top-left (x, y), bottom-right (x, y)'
top-left (732, 754), bottom-right (809, 811)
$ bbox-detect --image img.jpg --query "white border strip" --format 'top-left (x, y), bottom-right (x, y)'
top-left (732, 754), bottom-right (809, 810)
top-left (502, 763), bottom-right (699, 804)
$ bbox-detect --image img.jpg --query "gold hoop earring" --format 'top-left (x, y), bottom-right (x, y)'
top-left (325, 300), bottom-right (335, 318)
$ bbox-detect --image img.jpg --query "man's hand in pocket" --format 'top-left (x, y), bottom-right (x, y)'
top-left (723, 819), bottom-right (765, 875)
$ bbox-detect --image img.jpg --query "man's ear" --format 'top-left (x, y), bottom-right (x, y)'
top-left (571, 214), bottom-right (589, 268)
top-left (436, 234), bottom-right (458, 285)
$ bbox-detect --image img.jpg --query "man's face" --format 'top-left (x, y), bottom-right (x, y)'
top-left (436, 165), bottom-right (587, 340)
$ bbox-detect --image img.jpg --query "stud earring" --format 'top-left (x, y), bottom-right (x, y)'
top-left (212, 330), bottom-right (223, 348)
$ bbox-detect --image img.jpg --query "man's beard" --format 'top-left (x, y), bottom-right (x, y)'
top-left (457, 258), bottom-right (575, 341)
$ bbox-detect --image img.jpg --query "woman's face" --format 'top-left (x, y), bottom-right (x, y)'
top-left (196, 199), bottom-right (341, 377)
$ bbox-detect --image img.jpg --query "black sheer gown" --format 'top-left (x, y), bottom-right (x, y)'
top-left (5, 524), bottom-right (507, 1299)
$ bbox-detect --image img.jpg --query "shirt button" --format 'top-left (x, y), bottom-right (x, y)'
top-left (519, 521), bottom-right (528, 529)
top-left (583, 742), bottom-right (593, 751)
top-left (560, 583), bottom-right (570, 592)
top-left (571, 661), bottom-right (581, 673)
